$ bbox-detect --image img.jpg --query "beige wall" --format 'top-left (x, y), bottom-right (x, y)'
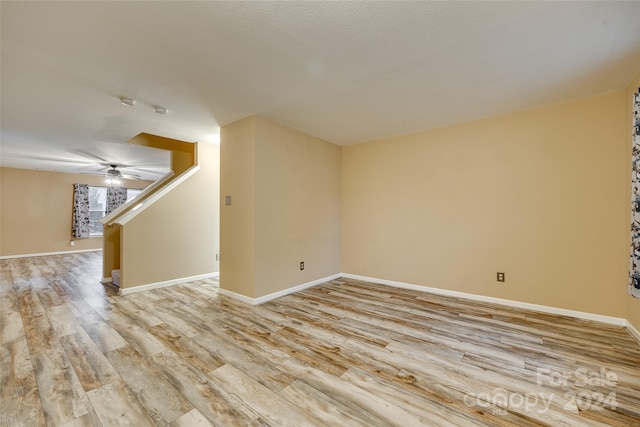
top-left (627, 73), bottom-right (640, 331)
top-left (220, 116), bottom-right (257, 297)
top-left (0, 167), bottom-right (149, 257)
top-left (220, 116), bottom-right (341, 299)
top-left (254, 117), bottom-right (341, 297)
top-left (342, 92), bottom-right (628, 318)
top-left (121, 142), bottom-right (219, 289)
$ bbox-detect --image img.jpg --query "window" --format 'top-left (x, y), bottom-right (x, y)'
top-left (88, 186), bottom-right (143, 236)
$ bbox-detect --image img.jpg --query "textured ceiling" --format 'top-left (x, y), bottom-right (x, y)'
top-left (1, 1), bottom-right (640, 179)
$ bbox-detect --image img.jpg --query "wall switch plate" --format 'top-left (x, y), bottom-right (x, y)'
top-left (300, 261), bottom-right (304, 271)
top-left (225, 196), bottom-right (231, 205)
top-left (497, 272), bottom-right (505, 282)
top-left (216, 254), bottom-right (220, 261)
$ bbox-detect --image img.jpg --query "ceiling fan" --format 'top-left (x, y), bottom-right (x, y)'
top-left (103, 164), bottom-right (140, 187)
top-left (1, 147), bottom-right (170, 181)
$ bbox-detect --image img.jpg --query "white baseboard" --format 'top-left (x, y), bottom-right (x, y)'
top-left (217, 288), bottom-right (256, 305)
top-left (119, 272), bottom-right (219, 295)
top-left (218, 273), bottom-right (342, 306)
top-left (341, 273), bottom-right (628, 327)
top-left (626, 320), bottom-right (640, 345)
top-left (0, 248), bottom-right (102, 260)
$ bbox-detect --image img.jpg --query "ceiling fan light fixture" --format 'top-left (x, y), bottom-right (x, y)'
top-left (120, 97), bottom-right (136, 107)
top-left (154, 106), bottom-right (168, 115)
top-left (105, 165), bottom-right (123, 187)
top-left (105, 176), bottom-right (121, 187)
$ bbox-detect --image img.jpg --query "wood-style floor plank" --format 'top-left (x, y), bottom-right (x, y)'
top-left (0, 311), bottom-right (25, 346)
top-left (86, 379), bottom-right (156, 427)
top-left (0, 387), bottom-right (46, 427)
top-left (209, 363), bottom-right (327, 427)
top-left (77, 313), bottom-right (128, 355)
top-left (168, 408), bottom-right (215, 427)
top-left (105, 345), bottom-right (194, 425)
top-left (31, 346), bottom-right (92, 426)
top-left (1, 252), bottom-right (639, 426)
top-left (279, 379), bottom-right (382, 427)
top-left (150, 349), bottom-right (259, 426)
top-left (60, 329), bottom-right (119, 392)
top-left (57, 410), bottom-right (103, 427)
top-left (0, 337), bottom-right (37, 402)
top-left (281, 357), bottom-right (428, 427)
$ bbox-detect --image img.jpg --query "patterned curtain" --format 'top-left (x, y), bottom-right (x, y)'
top-left (629, 88), bottom-right (640, 298)
top-left (72, 184), bottom-right (90, 238)
top-left (105, 187), bottom-right (128, 215)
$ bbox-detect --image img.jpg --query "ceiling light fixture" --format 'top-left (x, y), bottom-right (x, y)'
top-left (120, 97), bottom-right (136, 107)
top-left (154, 106), bottom-right (168, 115)
top-left (105, 165), bottom-right (122, 187)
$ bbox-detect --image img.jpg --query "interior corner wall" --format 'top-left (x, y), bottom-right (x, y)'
top-left (0, 167), bottom-right (149, 257)
top-left (626, 72), bottom-right (640, 332)
top-left (342, 91), bottom-right (628, 318)
top-left (220, 116), bottom-right (257, 298)
top-left (121, 142), bottom-right (220, 289)
top-left (219, 116), bottom-right (341, 300)
top-left (253, 117), bottom-right (341, 297)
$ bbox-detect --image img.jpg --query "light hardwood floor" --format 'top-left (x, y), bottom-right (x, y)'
top-left (1, 252), bottom-right (639, 426)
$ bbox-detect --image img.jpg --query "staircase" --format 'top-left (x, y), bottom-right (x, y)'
top-left (101, 133), bottom-right (219, 294)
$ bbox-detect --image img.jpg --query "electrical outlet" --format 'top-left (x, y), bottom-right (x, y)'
top-left (497, 272), bottom-right (505, 282)
top-left (70, 239), bottom-right (75, 247)
top-left (216, 254), bottom-right (220, 261)
top-left (300, 261), bottom-right (305, 271)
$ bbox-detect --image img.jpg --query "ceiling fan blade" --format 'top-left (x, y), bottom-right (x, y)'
top-left (125, 162), bottom-right (170, 166)
top-left (129, 167), bottom-right (168, 174)
top-left (73, 149), bottom-right (112, 164)
top-left (121, 175), bottom-right (141, 180)
top-left (2, 153), bottom-right (94, 165)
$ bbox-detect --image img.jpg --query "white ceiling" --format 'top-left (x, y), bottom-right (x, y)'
top-left (2, 1), bottom-right (640, 180)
